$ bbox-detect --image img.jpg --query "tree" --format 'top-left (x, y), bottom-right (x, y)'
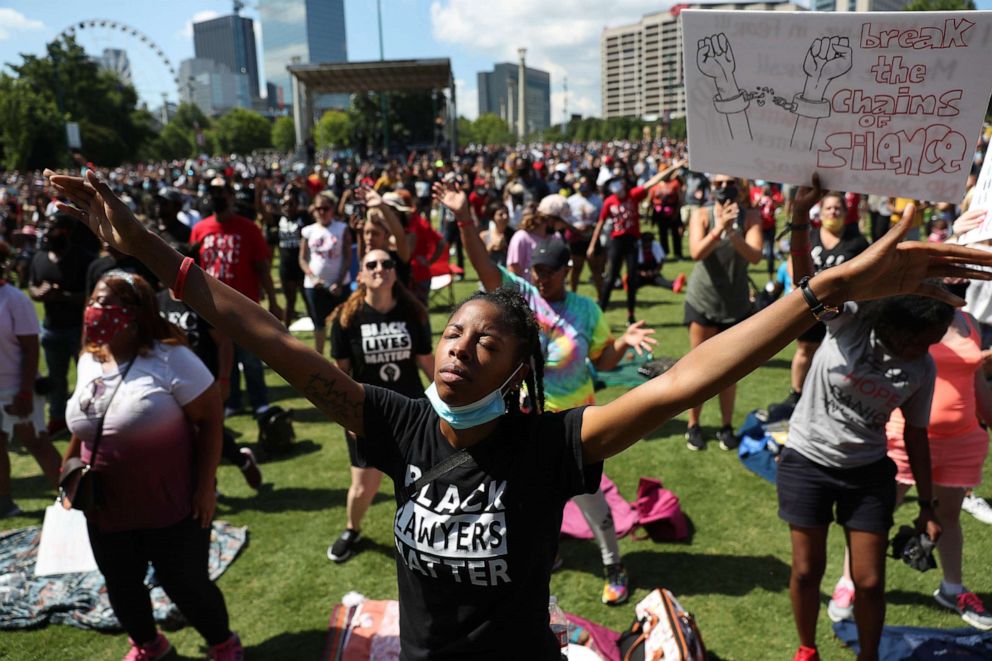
top-left (272, 116), bottom-right (296, 152)
top-left (472, 114), bottom-right (515, 145)
top-left (0, 35), bottom-right (154, 168)
top-left (214, 108), bottom-right (272, 154)
top-left (316, 110), bottom-right (351, 150)
top-left (905, 0), bottom-right (975, 9)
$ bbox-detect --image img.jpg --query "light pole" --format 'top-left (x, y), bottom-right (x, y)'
top-left (517, 48), bottom-right (527, 141)
top-left (377, 0), bottom-right (389, 156)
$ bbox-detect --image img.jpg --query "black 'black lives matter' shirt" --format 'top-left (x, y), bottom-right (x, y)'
top-left (359, 386), bottom-right (600, 661)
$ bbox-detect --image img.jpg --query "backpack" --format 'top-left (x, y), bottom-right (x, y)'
top-left (257, 406), bottom-right (295, 455)
top-left (618, 589), bottom-right (706, 661)
top-left (632, 478), bottom-right (689, 542)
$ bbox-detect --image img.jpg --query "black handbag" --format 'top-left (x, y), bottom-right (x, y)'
top-left (59, 360), bottom-right (134, 512)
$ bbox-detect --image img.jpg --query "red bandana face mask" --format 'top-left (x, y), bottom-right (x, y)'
top-left (83, 305), bottom-right (135, 345)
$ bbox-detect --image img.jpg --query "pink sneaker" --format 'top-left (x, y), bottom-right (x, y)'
top-left (209, 633), bottom-right (244, 661)
top-left (122, 633), bottom-right (172, 661)
top-left (793, 645), bottom-right (820, 661)
top-left (827, 582), bottom-right (855, 622)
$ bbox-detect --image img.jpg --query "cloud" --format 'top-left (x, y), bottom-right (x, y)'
top-left (454, 77), bottom-right (478, 120)
top-left (177, 10), bottom-right (222, 40)
top-left (430, 0), bottom-right (664, 120)
top-left (0, 9), bottom-right (44, 41)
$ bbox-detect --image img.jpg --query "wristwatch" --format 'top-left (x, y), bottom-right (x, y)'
top-left (797, 276), bottom-right (841, 321)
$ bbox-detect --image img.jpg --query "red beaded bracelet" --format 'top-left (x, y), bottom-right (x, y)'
top-left (172, 257), bottom-right (195, 299)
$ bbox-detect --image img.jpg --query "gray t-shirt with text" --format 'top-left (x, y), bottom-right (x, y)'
top-left (788, 303), bottom-right (935, 469)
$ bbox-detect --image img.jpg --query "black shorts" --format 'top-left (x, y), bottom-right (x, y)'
top-left (797, 320), bottom-right (827, 343)
top-left (683, 302), bottom-right (746, 332)
top-left (304, 287), bottom-right (347, 330)
top-left (776, 447), bottom-right (896, 533)
top-left (278, 248), bottom-right (305, 284)
top-left (569, 239), bottom-right (591, 256)
top-left (345, 431), bottom-right (369, 469)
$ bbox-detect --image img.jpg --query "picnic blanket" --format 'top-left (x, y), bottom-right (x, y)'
top-left (833, 620), bottom-right (992, 660)
top-left (0, 521), bottom-right (247, 631)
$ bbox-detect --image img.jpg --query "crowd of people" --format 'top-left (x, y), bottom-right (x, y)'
top-left (0, 131), bottom-right (990, 660)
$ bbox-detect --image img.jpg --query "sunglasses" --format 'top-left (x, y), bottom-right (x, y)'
top-left (364, 258), bottom-right (395, 271)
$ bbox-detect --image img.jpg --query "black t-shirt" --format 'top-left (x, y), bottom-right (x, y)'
top-left (330, 301), bottom-right (432, 398)
top-left (28, 246), bottom-right (94, 329)
top-left (85, 255), bottom-right (161, 295)
top-left (811, 227), bottom-right (869, 274)
top-left (360, 386), bottom-right (601, 661)
top-left (157, 290), bottom-right (219, 376)
top-left (277, 211), bottom-right (309, 251)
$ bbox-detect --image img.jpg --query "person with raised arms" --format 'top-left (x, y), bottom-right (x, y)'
top-left (45, 167), bottom-right (992, 661)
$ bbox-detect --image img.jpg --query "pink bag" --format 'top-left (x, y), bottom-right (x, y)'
top-left (633, 478), bottom-right (689, 542)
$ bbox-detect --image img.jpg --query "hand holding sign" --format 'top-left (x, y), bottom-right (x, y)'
top-left (802, 36), bottom-right (853, 100)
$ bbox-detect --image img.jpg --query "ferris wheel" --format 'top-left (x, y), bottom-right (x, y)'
top-left (58, 19), bottom-right (180, 106)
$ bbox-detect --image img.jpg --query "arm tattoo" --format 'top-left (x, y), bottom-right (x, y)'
top-left (302, 372), bottom-right (363, 423)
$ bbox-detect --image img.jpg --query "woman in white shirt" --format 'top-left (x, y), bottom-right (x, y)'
top-left (299, 190), bottom-right (352, 355)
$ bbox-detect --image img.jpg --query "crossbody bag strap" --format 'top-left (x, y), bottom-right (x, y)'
top-left (405, 450), bottom-right (474, 502)
top-left (87, 358), bottom-right (136, 467)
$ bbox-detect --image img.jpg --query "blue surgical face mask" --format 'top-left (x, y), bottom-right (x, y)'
top-left (425, 364), bottom-right (524, 429)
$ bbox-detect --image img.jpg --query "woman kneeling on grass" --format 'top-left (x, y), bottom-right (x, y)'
top-left (46, 168), bottom-right (992, 661)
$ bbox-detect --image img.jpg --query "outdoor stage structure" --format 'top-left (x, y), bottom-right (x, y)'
top-left (287, 58), bottom-right (456, 158)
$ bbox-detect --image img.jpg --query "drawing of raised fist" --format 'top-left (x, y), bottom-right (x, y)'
top-left (696, 33), bottom-right (742, 100)
top-left (802, 36), bottom-right (852, 100)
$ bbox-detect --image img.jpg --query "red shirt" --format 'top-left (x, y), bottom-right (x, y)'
top-left (845, 192), bottom-right (861, 225)
top-left (468, 190), bottom-right (491, 221)
top-left (408, 213), bottom-right (443, 283)
top-left (600, 186), bottom-right (647, 238)
top-left (189, 214), bottom-right (271, 302)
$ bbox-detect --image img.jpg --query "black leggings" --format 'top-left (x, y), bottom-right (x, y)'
top-left (88, 517), bottom-right (231, 646)
top-left (599, 235), bottom-right (639, 314)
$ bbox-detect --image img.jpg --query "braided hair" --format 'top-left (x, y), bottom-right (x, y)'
top-left (455, 287), bottom-right (546, 415)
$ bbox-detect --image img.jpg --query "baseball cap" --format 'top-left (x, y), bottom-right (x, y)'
top-left (382, 191), bottom-right (413, 213)
top-left (530, 239), bottom-right (570, 270)
top-left (536, 194), bottom-right (575, 223)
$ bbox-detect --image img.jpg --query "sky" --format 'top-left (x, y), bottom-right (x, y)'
top-left (1, 0), bottom-right (990, 122)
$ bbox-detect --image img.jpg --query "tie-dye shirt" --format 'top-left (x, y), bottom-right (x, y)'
top-left (500, 267), bottom-right (612, 412)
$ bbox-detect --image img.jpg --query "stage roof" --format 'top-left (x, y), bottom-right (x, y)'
top-left (287, 58), bottom-right (453, 94)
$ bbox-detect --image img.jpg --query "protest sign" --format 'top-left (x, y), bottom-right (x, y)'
top-left (682, 10), bottom-right (992, 202)
top-left (953, 155), bottom-right (992, 244)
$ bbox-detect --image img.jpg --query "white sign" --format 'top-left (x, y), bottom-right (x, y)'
top-left (955, 155), bottom-right (992, 243)
top-left (65, 122), bottom-right (81, 150)
top-left (682, 10), bottom-right (992, 202)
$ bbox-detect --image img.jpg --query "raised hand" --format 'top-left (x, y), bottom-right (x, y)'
top-left (952, 207), bottom-right (988, 236)
top-left (44, 169), bottom-right (146, 255)
top-left (622, 321), bottom-right (658, 357)
top-left (792, 173), bottom-right (824, 218)
top-left (802, 36), bottom-right (852, 98)
top-left (829, 212), bottom-right (992, 306)
top-left (697, 33), bottom-right (739, 97)
top-left (432, 181), bottom-right (469, 220)
top-left (356, 184), bottom-right (382, 208)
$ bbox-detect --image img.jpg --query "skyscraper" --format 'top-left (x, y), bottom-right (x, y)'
top-left (477, 64), bottom-right (551, 134)
top-left (259, 0), bottom-right (348, 110)
top-left (193, 14), bottom-right (260, 108)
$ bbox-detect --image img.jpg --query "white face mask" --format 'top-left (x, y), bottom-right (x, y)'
top-left (424, 364), bottom-right (524, 429)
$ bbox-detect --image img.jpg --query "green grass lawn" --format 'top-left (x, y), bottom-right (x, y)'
top-left (3, 258), bottom-right (991, 661)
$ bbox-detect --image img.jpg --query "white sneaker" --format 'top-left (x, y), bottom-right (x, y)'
top-left (961, 494), bottom-right (992, 524)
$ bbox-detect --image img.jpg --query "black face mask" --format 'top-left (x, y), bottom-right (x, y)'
top-left (210, 193), bottom-right (230, 215)
top-left (715, 185), bottom-right (739, 205)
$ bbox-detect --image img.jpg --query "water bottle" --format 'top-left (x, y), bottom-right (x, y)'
top-left (549, 595), bottom-right (569, 659)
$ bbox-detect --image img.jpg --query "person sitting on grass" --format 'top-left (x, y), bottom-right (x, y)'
top-left (47, 167), bottom-right (992, 661)
top-left (628, 232), bottom-right (686, 294)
